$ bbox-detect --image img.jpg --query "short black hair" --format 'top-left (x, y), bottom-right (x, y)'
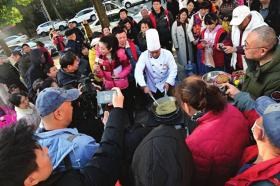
top-left (139, 18), bottom-right (152, 28)
top-left (60, 51), bottom-right (77, 69)
top-left (36, 41), bottom-right (45, 47)
top-left (43, 63), bottom-right (55, 75)
top-left (9, 92), bottom-right (28, 107)
top-left (199, 1), bottom-right (211, 9)
top-left (119, 8), bottom-right (128, 15)
top-left (204, 13), bottom-right (219, 25)
top-left (112, 26), bottom-right (126, 36)
top-left (11, 50), bottom-right (22, 56)
top-left (0, 120), bottom-right (39, 186)
top-left (21, 43), bottom-right (30, 48)
top-left (152, 0), bottom-right (161, 4)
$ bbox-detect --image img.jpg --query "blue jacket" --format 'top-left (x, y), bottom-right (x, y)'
top-left (36, 128), bottom-right (99, 171)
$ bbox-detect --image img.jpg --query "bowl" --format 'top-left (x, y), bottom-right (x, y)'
top-left (202, 71), bottom-right (231, 85)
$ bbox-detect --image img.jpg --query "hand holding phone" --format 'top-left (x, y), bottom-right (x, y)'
top-left (97, 90), bottom-right (116, 104)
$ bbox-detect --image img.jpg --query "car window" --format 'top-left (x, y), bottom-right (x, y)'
top-left (76, 9), bottom-right (92, 17)
top-left (95, 21), bottom-right (100, 26)
top-left (105, 4), bottom-right (112, 11)
top-left (109, 13), bottom-right (119, 22)
top-left (110, 4), bottom-right (119, 10)
top-left (4, 36), bottom-right (17, 42)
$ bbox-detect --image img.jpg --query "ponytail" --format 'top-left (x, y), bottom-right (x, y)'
top-left (176, 76), bottom-right (226, 114)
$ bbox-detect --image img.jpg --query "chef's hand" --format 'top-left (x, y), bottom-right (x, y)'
top-left (223, 46), bottom-right (237, 54)
top-left (143, 86), bottom-right (151, 94)
top-left (164, 83), bottom-right (170, 92)
top-left (222, 83), bottom-right (240, 98)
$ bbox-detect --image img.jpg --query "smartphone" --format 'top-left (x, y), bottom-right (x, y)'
top-left (219, 43), bottom-right (226, 52)
top-left (97, 90), bottom-right (116, 104)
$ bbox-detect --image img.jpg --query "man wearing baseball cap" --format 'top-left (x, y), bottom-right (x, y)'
top-left (226, 96), bottom-right (280, 185)
top-left (35, 87), bottom-right (99, 170)
top-left (223, 5), bottom-right (267, 70)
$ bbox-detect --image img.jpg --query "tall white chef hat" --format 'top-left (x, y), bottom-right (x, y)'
top-left (146, 28), bottom-right (161, 51)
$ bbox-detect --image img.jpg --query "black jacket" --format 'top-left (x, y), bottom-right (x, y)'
top-left (65, 40), bottom-right (82, 56)
top-left (38, 108), bottom-right (129, 186)
top-left (150, 7), bottom-right (174, 43)
top-left (57, 69), bottom-right (81, 87)
top-left (132, 122), bottom-right (194, 186)
top-left (0, 62), bottom-right (26, 90)
top-left (250, 0), bottom-right (280, 36)
top-left (16, 54), bottom-right (31, 79)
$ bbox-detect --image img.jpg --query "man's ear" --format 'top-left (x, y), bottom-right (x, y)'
top-left (53, 108), bottom-right (63, 120)
top-left (24, 174), bottom-right (40, 186)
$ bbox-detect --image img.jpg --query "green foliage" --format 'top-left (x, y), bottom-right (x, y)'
top-left (0, 0), bottom-right (32, 27)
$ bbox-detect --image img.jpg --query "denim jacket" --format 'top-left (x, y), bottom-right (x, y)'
top-left (36, 128), bottom-right (99, 171)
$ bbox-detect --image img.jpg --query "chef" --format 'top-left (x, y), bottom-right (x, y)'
top-left (134, 29), bottom-right (177, 97)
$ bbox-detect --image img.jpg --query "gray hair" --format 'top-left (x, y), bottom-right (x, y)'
top-left (251, 26), bottom-right (278, 51)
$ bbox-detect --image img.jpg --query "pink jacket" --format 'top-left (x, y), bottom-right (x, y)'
top-left (186, 104), bottom-right (250, 186)
top-left (0, 106), bottom-right (16, 128)
top-left (96, 48), bottom-right (131, 90)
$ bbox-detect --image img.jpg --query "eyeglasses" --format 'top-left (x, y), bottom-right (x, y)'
top-left (243, 40), bottom-right (268, 50)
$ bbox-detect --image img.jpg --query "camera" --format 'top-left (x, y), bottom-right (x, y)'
top-left (78, 74), bottom-right (97, 96)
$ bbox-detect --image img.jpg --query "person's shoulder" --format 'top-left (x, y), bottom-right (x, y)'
top-left (39, 169), bottom-right (85, 186)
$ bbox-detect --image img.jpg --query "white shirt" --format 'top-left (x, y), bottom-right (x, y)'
top-left (134, 49), bottom-right (178, 93)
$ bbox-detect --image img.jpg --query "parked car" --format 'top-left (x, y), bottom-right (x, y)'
top-left (36, 20), bottom-right (67, 36)
top-left (4, 35), bottom-right (29, 47)
top-left (122, 0), bottom-right (149, 8)
top-left (68, 7), bottom-right (97, 25)
top-left (9, 40), bottom-right (58, 57)
top-left (68, 1), bottom-right (122, 25)
top-left (89, 12), bottom-right (119, 32)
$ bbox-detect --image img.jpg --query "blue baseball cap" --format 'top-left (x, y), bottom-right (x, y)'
top-left (256, 96), bottom-right (280, 148)
top-left (36, 87), bottom-right (79, 117)
top-left (255, 96), bottom-right (277, 115)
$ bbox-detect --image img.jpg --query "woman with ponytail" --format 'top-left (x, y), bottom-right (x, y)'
top-left (175, 76), bottom-right (250, 186)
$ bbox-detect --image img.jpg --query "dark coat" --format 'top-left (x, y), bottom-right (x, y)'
top-left (132, 122), bottom-right (194, 186)
top-left (17, 53), bottom-right (31, 79)
top-left (0, 62), bottom-right (26, 90)
top-left (37, 108), bottom-right (129, 186)
top-left (57, 69), bottom-right (81, 87)
top-left (167, 0), bottom-right (179, 19)
top-left (250, 0), bottom-right (280, 35)
top-left (149, 7), bottom-right (174, 48)
top-left (24, 63), bottom-right (46, 94)
top-left (65, 40), bottom-right (82, 56)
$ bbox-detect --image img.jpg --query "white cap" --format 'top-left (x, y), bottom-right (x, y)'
top-left (230, 5), bottom-right (251, 26)
top-left (91, 37), bottom-right (100, 47)
top-left (146, 29), bottom-right (161, 51)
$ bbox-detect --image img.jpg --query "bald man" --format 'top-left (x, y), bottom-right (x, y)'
top-left (225, 26), bottom-right (280, 102)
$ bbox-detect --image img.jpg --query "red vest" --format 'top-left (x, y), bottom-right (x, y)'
top-left (197, 27), bottom-right (227, 67)
top-left (149, 9), bottom-right (170, 30)
top-left (128, 39), bottom-right (138, 62)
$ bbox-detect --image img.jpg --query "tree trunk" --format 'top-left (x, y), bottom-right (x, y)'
top-left (51, 0), bottom-right (63, 20)
top-left (0, 38), bottom-right (11, 57)
top-left (92, 0), bottom-right (110, 28)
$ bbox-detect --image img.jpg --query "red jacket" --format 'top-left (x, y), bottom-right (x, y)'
top-left (226, 145), bottom-right (280, 186)
top-left (186, 104), bottom-right (250, 186)
top-left (197, 27), bottom-right (230, 67)
top-left (96, 48), bottom-right (131, 90)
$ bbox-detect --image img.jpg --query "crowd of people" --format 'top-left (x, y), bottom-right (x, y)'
top-left (0, 0), bottom-right (280, 185)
